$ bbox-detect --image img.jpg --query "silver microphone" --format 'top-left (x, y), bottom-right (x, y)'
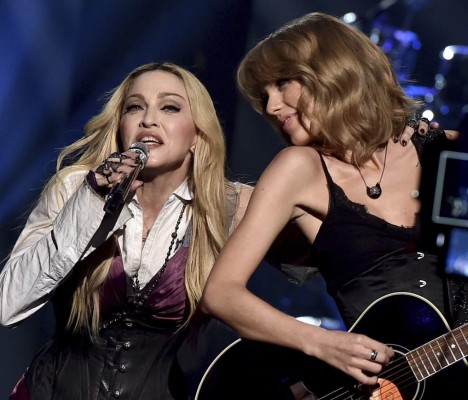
top-left (104, 142), bottom-right (149, 215)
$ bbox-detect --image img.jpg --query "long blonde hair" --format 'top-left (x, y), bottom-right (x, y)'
top-left (46, 62), bottom-right (230, 335)
top-left (237, 12), bottom-right (420, 165)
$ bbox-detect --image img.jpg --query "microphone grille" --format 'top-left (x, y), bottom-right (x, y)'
top-left (129, 142), bottom-right (149, 164)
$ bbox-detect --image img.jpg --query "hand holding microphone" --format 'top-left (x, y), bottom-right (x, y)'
top-left (93, 142), bottom-right (149, 214)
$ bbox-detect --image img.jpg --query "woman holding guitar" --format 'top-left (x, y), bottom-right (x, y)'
top-left (201, 12), bottom-right (467, 399)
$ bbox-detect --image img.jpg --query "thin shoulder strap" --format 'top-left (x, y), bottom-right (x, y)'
top-left (318, 153), bottom-right (334, 186)
top-left (317, 152), bottom-right (337, 211)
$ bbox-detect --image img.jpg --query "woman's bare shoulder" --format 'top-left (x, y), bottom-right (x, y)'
top-left (268, 146), bottom-right (323, 181)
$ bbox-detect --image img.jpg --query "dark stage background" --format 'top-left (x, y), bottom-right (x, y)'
top-left (1, 0), bottom-right (467, 396)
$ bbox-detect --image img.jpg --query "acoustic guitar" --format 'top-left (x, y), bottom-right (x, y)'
top-left (195, 292), bottom-right (468, 399)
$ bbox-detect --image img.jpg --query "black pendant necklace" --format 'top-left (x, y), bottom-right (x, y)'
top-left (355, 143), bottom-right (388, 200)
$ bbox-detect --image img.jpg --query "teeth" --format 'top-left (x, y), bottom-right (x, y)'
top-left (141, 136), bottom-right (160, 144)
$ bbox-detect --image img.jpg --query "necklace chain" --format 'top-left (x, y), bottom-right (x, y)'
top-left (131, 203), bottom-right (187, 305)
top-left (142, 220), bottom-right (150, 243)
top-left (355, 143), bottom-right (388, 200)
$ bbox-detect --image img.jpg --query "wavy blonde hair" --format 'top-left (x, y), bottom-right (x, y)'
top-left (45, 62), bottom-right (230, 335)
top-left (237, 12), bottom-right (420, 165)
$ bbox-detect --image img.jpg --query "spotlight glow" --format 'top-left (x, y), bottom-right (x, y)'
top-left (421, 109), bottom-right (434, 120)
top-left (342, 13), bottom-right (357, 24)
top-left (442, 47), bottom-right (455, 60)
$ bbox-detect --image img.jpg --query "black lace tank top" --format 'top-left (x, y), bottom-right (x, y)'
top-left (310, 154), bottom-right (416, 294)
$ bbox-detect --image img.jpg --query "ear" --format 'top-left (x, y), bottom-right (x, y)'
top-left (190, 135), bottom-right (198, 154)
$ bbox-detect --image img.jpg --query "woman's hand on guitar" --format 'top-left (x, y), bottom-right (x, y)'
top-left (311, 330), bottom-right (394, 386)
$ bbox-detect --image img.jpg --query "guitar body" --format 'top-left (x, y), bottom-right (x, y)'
top-left (195, 293), bottom-right (466, 400)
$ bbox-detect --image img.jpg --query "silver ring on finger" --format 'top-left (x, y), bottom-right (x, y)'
top-left (109, 161), bottom-right (122, 171)
top-left (370, 349), bottom-right (378, 362)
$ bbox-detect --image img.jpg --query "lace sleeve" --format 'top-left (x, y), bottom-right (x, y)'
top-left (411, 128), bottom-right (449, 166)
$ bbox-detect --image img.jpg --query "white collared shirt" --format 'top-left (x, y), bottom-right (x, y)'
top-left (0, 169), bottom-right (193, 326)
top-left (122, 180), bottom-right (192, 286)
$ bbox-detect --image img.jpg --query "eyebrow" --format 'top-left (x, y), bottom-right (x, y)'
top-left (126, 92), bottom-right (186, 101)
top-left (157, 92), bottom-right (185, 100)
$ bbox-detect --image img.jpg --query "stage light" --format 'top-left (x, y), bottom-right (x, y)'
top-left (421, 109), bottom-right (434, 120)
top-left (342, 12), bottom-right (357, 24)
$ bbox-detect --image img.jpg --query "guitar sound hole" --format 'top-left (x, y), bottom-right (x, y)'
top-left (299, 347), bottom-right (422, 400)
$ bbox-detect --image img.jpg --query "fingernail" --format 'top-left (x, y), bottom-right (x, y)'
top-left (401, 140), bottom-right (407, 146)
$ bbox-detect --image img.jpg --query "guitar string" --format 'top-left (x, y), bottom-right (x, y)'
top-left (213, 324), bottom-right (468, 400)
top-left (315, 374), bottom-right (410, 400)
top-left (316, 357), bottom-right (414, 400)
top-left (199, 321), bottom-right (468, 399)
top-left (315, 327), bottom-right (468, 400)
top-left (315, 352), bottom-right (424, 399)
top-left (303, 357), bottom-right (415, 400)
top-left (400, 327), bottom-right (468, 379)
top-left (371, 323), bottom-right (468, 399)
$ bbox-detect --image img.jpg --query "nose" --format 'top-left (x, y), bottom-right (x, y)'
top-left (140, 108), bottom-right (159, 127)
top-left (265, 90), bottom-right (283, 115)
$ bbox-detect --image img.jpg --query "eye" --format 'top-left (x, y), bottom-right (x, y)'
top-left (161, 104), bottom-right (181, 113)
top-left (123, 104), bottom-right (144, 114)
top-left (276, 78), bottom-right (290, 89)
